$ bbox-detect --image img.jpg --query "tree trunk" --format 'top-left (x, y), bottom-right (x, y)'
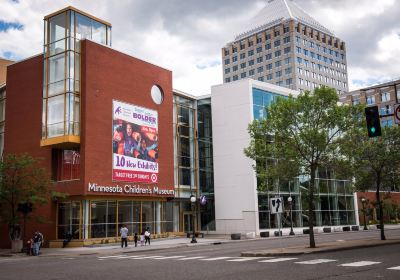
top-left (376, 176), bottom-right (386, 240)
top-left (308, 166), bottom-right (316, 248)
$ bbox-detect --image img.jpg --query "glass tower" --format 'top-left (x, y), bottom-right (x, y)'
top-left (41, 7), bottom-right (111, 146)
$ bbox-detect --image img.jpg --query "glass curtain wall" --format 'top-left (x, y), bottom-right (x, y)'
top-left (42, 9), bottom-right (111, 141)
top-left (57, 201), bottom-right (81, 239)
top-left (252, 87), bottom-right (356, 229)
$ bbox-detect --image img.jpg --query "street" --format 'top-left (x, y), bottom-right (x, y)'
top-left (1, 229), bottom-right (400, 280)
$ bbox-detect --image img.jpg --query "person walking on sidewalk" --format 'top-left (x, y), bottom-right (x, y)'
top-left (134, 232), bottom-right (138, 247)
top-left (145, 229), bottom-right (151, 246)
top-left (32, 231), bottom-right (43, 256)
top-left (140, 232), bottom-right (145, 246)
top-left (120, 224), bottom-right (129, 248)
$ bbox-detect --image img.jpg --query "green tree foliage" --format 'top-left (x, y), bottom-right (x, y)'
top-left (244, 86), bottom-right (361, 248)
top-left (0, 154), bottom-right (52, 240)
top-left (342, 125), bottom-right (400, 240)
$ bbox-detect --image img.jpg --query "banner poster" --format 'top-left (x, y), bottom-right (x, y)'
top-left (112, 100), bottom-right (159, 183)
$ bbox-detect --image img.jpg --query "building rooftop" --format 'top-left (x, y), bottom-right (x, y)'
top-left (233, 0), bottom-right (334, 42)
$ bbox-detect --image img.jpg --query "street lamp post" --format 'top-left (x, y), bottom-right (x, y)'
top-left (361, 198), bottom-right (368, 230)
top-left (287, 197), bottom-right (295, 236)
top-left (190, 195), bottom-right (197, 243)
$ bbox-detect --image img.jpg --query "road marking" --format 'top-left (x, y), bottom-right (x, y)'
top-left (176, 256), bottom-right (208, 260)
top-left (295, 259), bottom-right (337, 265)
top-left (387, 266), bottom-right (400, 270)
top-left (259, 258), bottom-right (298, 263)
top-left (340, 261), bottom-right (381, 267)
top-left (98, 255), bottom-right (129, 259)
top-left (201, 257), bottom-right (233, 261)
top-left (227, 257), bottom-right (264, 262)
top-left (151, 256), bottom-right (186, 260)
top-left (130, 255), bottom-right (164, 259)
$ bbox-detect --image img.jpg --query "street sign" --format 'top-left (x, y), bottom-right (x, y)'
top-left (270, 197), bottom-right (284, 214)
top-left (395, 104), bottom-right (400, 124)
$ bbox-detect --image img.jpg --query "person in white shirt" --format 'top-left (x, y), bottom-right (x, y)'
top-left (120, 224), bottom-right (129, 248)
top-left (145, 229), bottom-right (151, 245)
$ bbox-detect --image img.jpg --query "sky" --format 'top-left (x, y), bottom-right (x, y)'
top-left (0, 0), bottom-right (399, 95)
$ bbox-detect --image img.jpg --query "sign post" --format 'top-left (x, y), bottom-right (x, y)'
top-left (270, 197), bottom-right (284, 236)
top-left (394, 104), bottom-right (400, 124)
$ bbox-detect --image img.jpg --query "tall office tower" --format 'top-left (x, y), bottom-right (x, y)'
top-left (222, 0), bottom-right (349, 94)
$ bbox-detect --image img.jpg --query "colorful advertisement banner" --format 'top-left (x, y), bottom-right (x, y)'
top-left (112, 100), bottom-right (159, 183)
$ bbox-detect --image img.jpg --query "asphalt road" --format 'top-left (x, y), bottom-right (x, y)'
top-left (1, 229), bottom-right (400, 280)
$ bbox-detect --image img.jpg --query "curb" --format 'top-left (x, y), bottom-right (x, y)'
top-left (241, 239), bottom-right (400, 257)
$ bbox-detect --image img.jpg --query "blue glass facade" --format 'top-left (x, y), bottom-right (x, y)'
top-left (252, 88), bottom-right (286, 120)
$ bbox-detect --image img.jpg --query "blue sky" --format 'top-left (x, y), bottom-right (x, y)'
top-left (0, 0), bottom-right (399, 94)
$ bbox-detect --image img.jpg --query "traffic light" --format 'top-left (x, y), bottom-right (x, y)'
top-left (365, 106), bottom-right (381, 137)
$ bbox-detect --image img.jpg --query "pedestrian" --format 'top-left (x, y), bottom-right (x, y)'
top-left (140, 232), bottom-right (145, 246)
top-left (120, 224), bottom-right (128, 248)
top-left (32, 231), bottom-right (43, 256)
top-left (145, 229), bottom-right (151, 246)
top-left (134, 232), bottom-right (138, 247)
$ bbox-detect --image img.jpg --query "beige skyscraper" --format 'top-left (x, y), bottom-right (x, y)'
top-left (222, 0), bottom-right (349, 94)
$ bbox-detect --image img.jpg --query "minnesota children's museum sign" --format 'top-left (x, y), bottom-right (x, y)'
top-left (88, 182), bottom-right (175, 196)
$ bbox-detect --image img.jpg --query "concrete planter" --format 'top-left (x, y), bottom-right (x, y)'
top-left (342, 226), bottom-right (350, 231)
top-left (351, 226), bottom-right (359, 231)
top-left (260, 231), bottom-right (270, 238)
top-left (231, 233), bottom-right (241, 240)
top-left (274, 231), bottom-right (282, 236)
top-left (11, 240), bottom-right (23, 253)
top-left (303, 229), bottom-right (310, 234)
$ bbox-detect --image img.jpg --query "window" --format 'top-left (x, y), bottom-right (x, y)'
top-left (52, 149), bottom-right (81, 181)
top-left (233, 75), bottom-right (238, 81)
top-left (397, 88), bottom-right (400, 102)
top-left (248, 59), bottom-right (255, 66)
top-left (284, 57), bottom-right (291, 64)
top-left (284, 47), bottom-right (291, 54)
top-left (265, 43), bottom-right (271, 50)
top-left (381, 119), bottom-right (393, 127)
top-left (265, 54), bottom-right (272, 60)
top-left (275, 71), bottom-right (282, 78)
top-left (257, 56), bottom-right (263, 63)
top-left (283, 36), bottom-right (290, 43)
top-left (380, 105), bottom-right (392, 116)
top-left (257, 66), bottom-right (263, 73)
top-left (249, 69), bottom-right (255, 76)
top-left (274, 40), bottom-right (281, 47)
top-left (224, 68), bottom-right (230, 74)
top-left (241, 72), bottom-right (246, 78)
top-left (317, 54), bottom-right (321, 60)
top-left (275, 50), bottom-right (281, 57)
top-left (224, 58), bottom-right (230, 65)
top-left (310, 52), bottom-right (315, 59)
top-left (274, 30), bottom-right (280, 36)
top-left (297, 57), bottom-right (303, 64)
top-left (248, 40), bottom-right (254, 47)
top-left (232, 56), bottom-right (237, 62)
top-left (296, 36), bottom-right (300, 43)
top-left (258, 76), bottom-right (264, 81)
top-left (276, 81), bottom-right (283, 86)
top-left (240, 53), bottom-right (246, 59)
top-left (304, 60), bottom-right (309, 67)
top-left (296, 46), bottom-right (302, 54)
top-left (256, 46), bottom-right (262, 53)
top-left (256, 37), bottom-right (262, 44)
top-left (304, 49), bottom-right (309, 56)
top-left (285, 67), bottom-right (292, 74)
top-left (233, 65), bottom-right (238, 71)
top-left (275, 60), bottom-right (281, 67)
top-left (248, 50), bottom-right (254, 56)
top-left (366, 95), bottom-right (375, 105)
top-left (240, 44), bottom-right (245, 50)
top-left (224, 49), bottom-right (229, 56)
top-left (381, 92), bottom-right (390, 102)
top-left (266, 34), bottom-right (271, 40)
top-left (283, 26), bottom-right (289, 33)
top-left (240, 62), bottom-right (246, 69)
top-left (266, 63), bottom-right (272, 70)
top-left (267, 74), bottom-right (273, 80)
top-left (232, 47), bottom-right (237, 53)
top-left (225, 77), bottom-right (231, 83)
top-left (286, 78), bottom-right (292, 85)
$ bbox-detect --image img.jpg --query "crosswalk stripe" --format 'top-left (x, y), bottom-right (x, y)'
top-left (98, 255), bottom-right (129, 259)
top-left (340, 261), bottom-right (381, 267)
top-left (151, 256), bottom-right (185, 260)
top-left (227, 257), bottom-right (264, 262)
top-left (201, 257), bottom-right (233, 261)
top-left (259, 258), bottom-right (298, 263)
top-left (295, 259), bottom-right (337, 265)
top-left (176, 256), bottom-right (208, 260)
top-left (387, 266), bottom-right (400, 270)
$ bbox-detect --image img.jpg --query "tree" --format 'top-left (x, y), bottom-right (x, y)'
top-left (0, 154), bottom-right (52, 241)
top-left (343, 125), bottom-right (400, 240)
top-left (244, 86), bottom-right (361, 248)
